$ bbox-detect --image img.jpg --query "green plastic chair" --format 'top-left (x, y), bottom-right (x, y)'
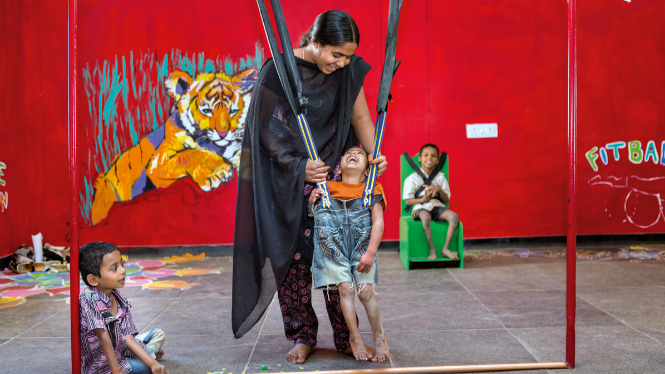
top-left (399, 153), bottom-right (464, 270)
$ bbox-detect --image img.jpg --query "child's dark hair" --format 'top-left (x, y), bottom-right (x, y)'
top-left (300, 10), bottom-right (360, 48)
top-left (79, 242), bottom-right (119, 287)
top-left (420, 143), bottom-right (440, 156)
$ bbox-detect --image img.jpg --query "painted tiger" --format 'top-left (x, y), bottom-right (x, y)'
top-left (90, 68), bottom-right (257, 225)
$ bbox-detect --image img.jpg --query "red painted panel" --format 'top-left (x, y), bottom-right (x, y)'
top-left (577, 0), bottom-right (665, 235)
top-left (0, 1), bottom-right (25, 257)
top-left (40, 0), bottom-right (70, 246)
top-left (427, 0), bottom-right (568, 238)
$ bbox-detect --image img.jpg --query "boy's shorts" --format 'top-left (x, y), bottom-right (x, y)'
top-left (413, 206), bottom-right (448, 220)
top-left (312, 197), bottom-right (380, 290)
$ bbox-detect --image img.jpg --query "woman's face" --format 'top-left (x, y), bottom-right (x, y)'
top-left (311, 42), bottom-right (358, 75)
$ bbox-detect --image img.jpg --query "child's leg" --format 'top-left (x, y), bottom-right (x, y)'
top-left (434, 210), bottom-right (459, 259)
top-left (127, 328), bottom-right (166, 373)
top-left (323, 289), bottom-right (365, 353)
top-left (357, 285), bottom-right (390, 363)
top-left (338, 282), bottom-right (370, 361)
top-left (416, 210), bottom-right (437, 259)
top-left (134, 328), bottom-right (165, 359)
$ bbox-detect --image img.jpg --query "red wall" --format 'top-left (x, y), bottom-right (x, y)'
top-left (2, 0), bottom-right (665, 256)
top-left (0, 0), bottom-right (70, 257)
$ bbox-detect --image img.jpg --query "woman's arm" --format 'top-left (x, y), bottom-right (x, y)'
top-left (351, 87), bottom-right (387, 176)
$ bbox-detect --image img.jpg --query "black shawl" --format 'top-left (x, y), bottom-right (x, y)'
top-left (232, 55), bottom-right (371, 338)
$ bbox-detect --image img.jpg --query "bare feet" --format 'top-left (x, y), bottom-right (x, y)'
top-left (155, 349), bottom-right (165, 360)
top-left (349, 335), bottom-right (370, 361)
top-left (442, 248), bottom-right (458, 259)
top-left (372, 335), bottom-right (390, 363)
top-left (428, 250), bottom-right (437, 260)
top-left (343, 343), bottom-right (375, 359)
top-left (286, 343), bottom-right (311, 364)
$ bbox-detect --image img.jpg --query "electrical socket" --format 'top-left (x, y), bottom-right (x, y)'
top-left (466, 123), bottom-right (498, 138)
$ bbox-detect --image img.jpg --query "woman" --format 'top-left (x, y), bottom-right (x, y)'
top-left (233, 10), bottom-right (387, 364)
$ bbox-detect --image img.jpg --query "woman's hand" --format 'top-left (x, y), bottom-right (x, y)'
top-left (356, 252), bottom-right (374, 273)
top-left (305, 160), bottom-right (329, 183)
top-left (309, 188), bottom-right (324, 204)
top-left (368, 154), bottom-right (387, 177)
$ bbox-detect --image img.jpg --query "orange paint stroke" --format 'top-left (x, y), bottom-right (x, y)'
top-left (175, 268), bottom-right (221, 277)
top-left (142, 281), bottom-right (199, 290)
top-left (161, 253), bottom-right (206, 264)
top-left (0, 297), bottom-right (25, 309)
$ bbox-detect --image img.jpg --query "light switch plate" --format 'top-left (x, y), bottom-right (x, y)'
top-left (466, 123), bottom-right (498, 138)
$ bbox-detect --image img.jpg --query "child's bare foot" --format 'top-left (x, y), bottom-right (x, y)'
top-left (428, 250), bottom-right (437, 260)
top-left (343, 343), bottom-right (374, 359)
top-left (442, 248), bottom-right (458, 259)
top-left (372, 335), bottom-right (390, 363)
top-left (286, 343), bottom-right (311, 364)
top-left (350, 335), bottom-right (370, 361)
top-left (155, 349), bottom-right (165, 360)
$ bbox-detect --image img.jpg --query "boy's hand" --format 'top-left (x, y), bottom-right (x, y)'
top-left (356, 252), bottom-right (374, 273)
top-left (421, 186), bottom-right (433, 203)
top-left (151, 363), bottom-right (170, 374)
top-left (309, 188), bottom-right (324, 204)
top-left (428, 185), bottom-right (442, 196)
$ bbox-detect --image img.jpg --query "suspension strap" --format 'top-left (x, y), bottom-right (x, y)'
top-left (256, 0), bottom-right (331, 207)
top-left (296, 113), bottom-right (331, 208)
top-left (362, 0), bottom-right (403, 207)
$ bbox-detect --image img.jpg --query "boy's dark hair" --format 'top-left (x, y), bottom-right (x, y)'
top-left (79, 242), bottom-right (119, 287)
top-left (420, 143), bottom-right (440, 156)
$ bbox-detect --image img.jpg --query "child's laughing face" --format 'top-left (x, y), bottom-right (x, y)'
top-left (340, 147), bottom-right (369, 175)
top-left (419, 146), bottom-right (439, 170)
top-left (90, 250), bottom-right (126, 291)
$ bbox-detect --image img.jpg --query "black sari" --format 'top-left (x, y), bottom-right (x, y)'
top-left (232, 55), bottom-right (371, 338)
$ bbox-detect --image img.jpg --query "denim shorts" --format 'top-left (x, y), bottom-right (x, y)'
top-left (312, 197), bottom-right (380, 290)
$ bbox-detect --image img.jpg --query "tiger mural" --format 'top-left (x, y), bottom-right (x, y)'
top-left (90, 68), bottom-right (257, 225)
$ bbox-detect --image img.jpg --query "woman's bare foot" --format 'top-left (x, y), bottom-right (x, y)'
top-left (349, 335), bottom-right (370, 361)
top-left (428, 250), bottom-right (437, 260)
top-left (286, 343), bottom-right (311, 364)
top-left (155, 349), bottom-right (165, 360)
top-left (442, 248), bottom-right (458, 259)
top-left (372, 335), bottom-right (390, 363)
top-left (343, 343), bottom-right (375, 359)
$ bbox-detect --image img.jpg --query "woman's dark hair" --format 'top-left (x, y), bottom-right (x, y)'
top-left (300, 10), bottom-right (360, 48)
top-left (79, 241), bottom-right (119, 287)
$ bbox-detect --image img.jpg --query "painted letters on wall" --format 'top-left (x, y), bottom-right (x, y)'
top-left (0, 162), bottom-right (7, 212)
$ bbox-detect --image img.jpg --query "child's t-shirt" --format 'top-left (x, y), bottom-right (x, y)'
top-left (328, 181), bottom-right (387, 211)
top-left (402, 168), bottom-right (451, 215)
top-left (79, 287), bottom-right (146, 374)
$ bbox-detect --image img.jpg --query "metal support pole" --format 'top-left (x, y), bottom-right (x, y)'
top-left (250, 362), bottom-right (569, 374)
top-left (68, 0), bottom-right (81, 373)
top-left (566, 0), bottom-right (577, 369)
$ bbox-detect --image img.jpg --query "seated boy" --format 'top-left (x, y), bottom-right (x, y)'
top-left (79, 241), bottom-right (170, 374)
top-left (403, 144), bottom-right (460, 260)
top-left (308, 147), bottom-right (390, 363)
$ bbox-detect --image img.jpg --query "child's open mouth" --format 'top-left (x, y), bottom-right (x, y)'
top-left (347, 156), bottom-right (358, 164)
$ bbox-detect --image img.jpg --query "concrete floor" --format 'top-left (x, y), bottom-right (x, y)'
top-left (1, 245), bottom-right (664, 374)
